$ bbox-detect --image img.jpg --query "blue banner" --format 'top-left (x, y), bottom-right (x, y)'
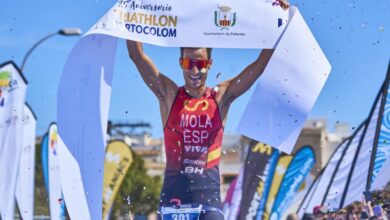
top-left (270, 146), bottom-right (315, 219)
top-left (256, 150), bottom-right (280, 220)
top-left (371, 82), bottom-right (390, 187)
top-left (41, 133), bottom-right (49, 194)
top-left (297, 63), bottom-right (390, 216)
top-left (239, 141), bottom-right (280, 220)
top-left (42, 127), bottom-right (67, 219)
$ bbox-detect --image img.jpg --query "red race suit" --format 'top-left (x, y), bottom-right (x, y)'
top-left (161, 87), bottom-right (224, 208)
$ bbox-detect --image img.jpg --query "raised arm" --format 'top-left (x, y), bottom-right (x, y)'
top-left (126, 40), bottom-right (177, 101)
top-left (217, 0), bottom-right (289, 106)
top-left (219, 49), bottom-right (275, 106)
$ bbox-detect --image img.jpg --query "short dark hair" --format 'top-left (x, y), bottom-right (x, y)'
top-left (180, 47), bottom-right (212, 59)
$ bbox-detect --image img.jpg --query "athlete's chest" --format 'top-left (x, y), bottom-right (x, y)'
top-left (168, 96), bottom-right (221, 133)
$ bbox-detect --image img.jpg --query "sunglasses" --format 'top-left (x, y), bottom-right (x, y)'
top-left (180, 58), bottom-right (211, 70)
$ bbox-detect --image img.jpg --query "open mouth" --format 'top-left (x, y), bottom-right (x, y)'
top-left (189, 74), bottom-right (202, 80)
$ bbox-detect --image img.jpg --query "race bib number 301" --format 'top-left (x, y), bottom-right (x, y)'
top-left (161, 205), bottom-right (202, 220)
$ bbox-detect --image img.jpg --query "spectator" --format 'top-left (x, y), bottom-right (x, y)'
top-left (384, 185), bottom-right (390, 200)
top-left (302, 213), bottom-right (315, 220)
top-left (335, 209), bottom-right (347, 220)
top-left (328, 208), bottom-right (337, 220)
top-left (360, 211), bottom-right (370, 220)
top-left (313, 205), bottom-right (328, 220)
top-left (383, 201), bottom-right (390, 219)
top-left (346, 203), bottom-right (360, 220)
top-left (353, 201), bottom-right (363, 213)
top-left (372, 190), bottom-right (386, 205)
top-left (286, 213), bottom-right (299, 220)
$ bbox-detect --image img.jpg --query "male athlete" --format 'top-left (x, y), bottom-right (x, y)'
top-left (127, 43), bottom-right (271, 219)
top-left (127, 3), bottom-right (288, 218)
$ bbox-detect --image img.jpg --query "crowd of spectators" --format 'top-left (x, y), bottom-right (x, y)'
top-left (288, 189), bottom-right (390, 220)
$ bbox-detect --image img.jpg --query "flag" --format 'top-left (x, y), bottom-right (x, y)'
top-left (0, 61), bottom-right (27, 219)
top-left (370, 63), bottom-right (390, 188)
top-left (240, 141), bottom-right (315, 220)
top-left (239, 141), bottom-right (280, 220)
top-left (48, 123), bottom-right (66, 219)
top-left (270, 146), bottom-right (315, 219)
top-left (15, 104), bottom-right (37, 220)
top-left (57, 35), bottom-right (117, 219)
top-left (262, 155), bottom-right (293, 220)
top-left (102, 140), bottom-right (133, 220)
top-left (223, 167), bottom-right (244, 220)
top-left (297, 62), bottom-right (390, 215)
top-left (41, 133), bottom-right (49, 194)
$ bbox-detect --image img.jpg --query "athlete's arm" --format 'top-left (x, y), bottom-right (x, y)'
top-left (126, 40), bottom-right (178, 101)
top-left (278, 0), bottom-right (290, 10)
top-left (218, 49), bottom-right (275, 106)
top-left (217, 0), bottom-right (288, 106)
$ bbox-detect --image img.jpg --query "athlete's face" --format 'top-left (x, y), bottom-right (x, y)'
top-left (180, 48), bottom-right (212, 89)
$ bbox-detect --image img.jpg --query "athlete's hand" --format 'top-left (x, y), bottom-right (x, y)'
top-left (274, 0), bottom-right (289, 10)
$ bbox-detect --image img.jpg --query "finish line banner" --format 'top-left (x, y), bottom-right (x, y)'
top-left (88, 0), bottom-right (289, 48)
top-left (57, 1), bottom-right (330, 219)
top-left (86, 0), bottom-right (331, 154)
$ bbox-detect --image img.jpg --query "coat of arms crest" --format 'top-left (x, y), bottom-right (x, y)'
top-left (214, 5), bottom-right (236, 30)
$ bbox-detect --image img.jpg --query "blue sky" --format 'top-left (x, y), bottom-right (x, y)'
top-left (0, 0), bottom-right (389, 138)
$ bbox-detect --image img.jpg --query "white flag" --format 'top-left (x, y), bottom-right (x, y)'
top-left (0, 61), bottom-right (28, 219)
top-left (15, 104), bottom-right (37, 220)
top-left (48, 123), bottom-right (66, 219)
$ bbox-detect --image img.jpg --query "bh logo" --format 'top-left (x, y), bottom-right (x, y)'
top-left (214, 5), bottom-right (236, 30)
